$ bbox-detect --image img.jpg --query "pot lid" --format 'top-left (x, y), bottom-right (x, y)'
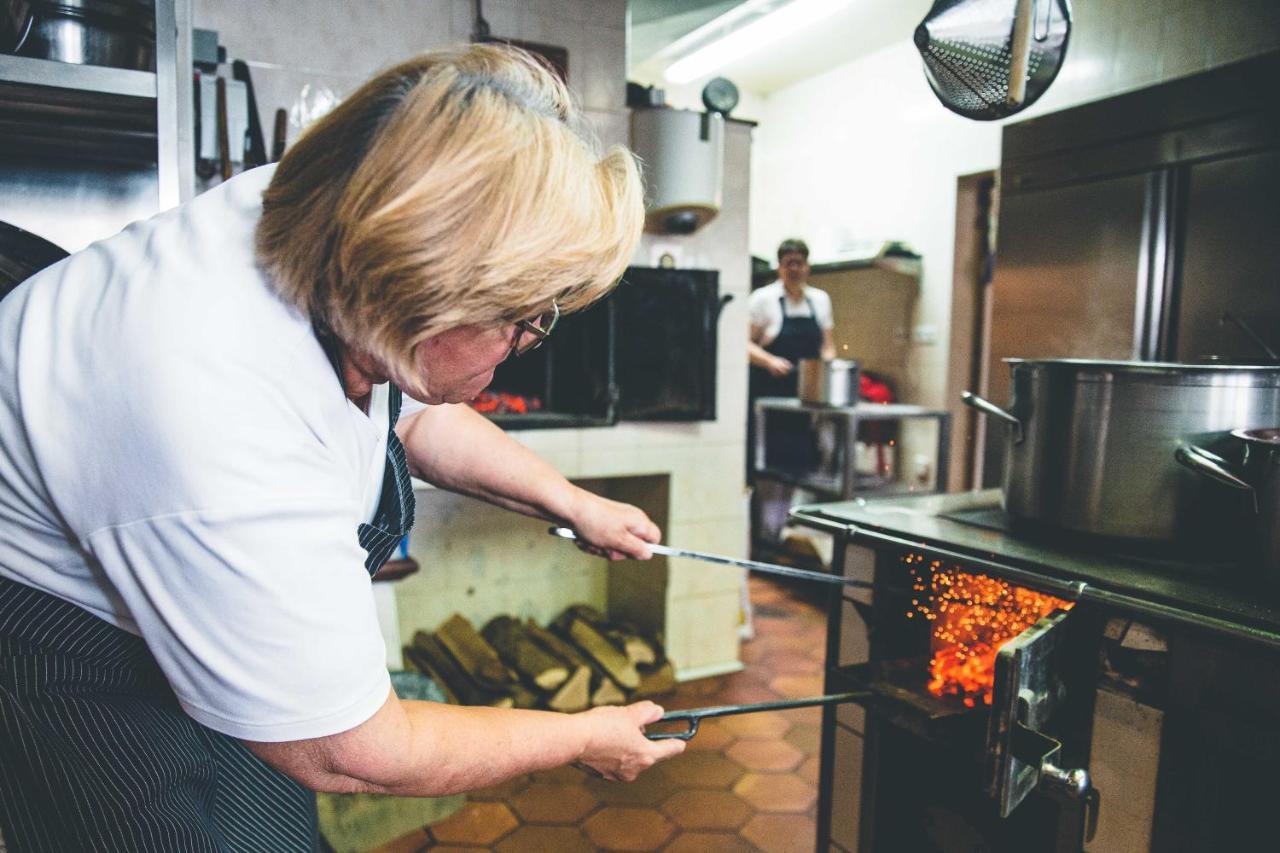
top-left (1233, 427), bottom-right (1280, 444)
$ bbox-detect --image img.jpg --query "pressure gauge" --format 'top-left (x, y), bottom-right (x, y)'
top-left (701, 77), bottom-right (739, 116)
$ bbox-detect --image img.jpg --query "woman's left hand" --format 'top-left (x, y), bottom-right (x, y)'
top-left (567, 490), bottom-right (661, 560)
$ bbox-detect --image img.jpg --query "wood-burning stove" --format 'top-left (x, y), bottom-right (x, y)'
top-left (793, 490), bottom-right (1280, 853)
top-left (480, 266), bottom-right (726, 429)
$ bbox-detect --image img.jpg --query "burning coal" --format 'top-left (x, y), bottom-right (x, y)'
top-left (904, 554), bottom-right (1072, 707)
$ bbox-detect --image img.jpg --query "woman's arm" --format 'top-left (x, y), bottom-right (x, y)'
top-left (246, 690), bottom-right (684, 796)
top-left (396, 402), bottom-right (659, 559)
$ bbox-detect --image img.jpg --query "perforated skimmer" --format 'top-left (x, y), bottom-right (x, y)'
top-left (914, 0), bottom-right (1073, 121)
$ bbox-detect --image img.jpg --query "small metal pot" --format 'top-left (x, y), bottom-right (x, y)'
top-left (798, 358), bottom-right (859, 407)
top-left (1177, 428), bottom-right (1280, 588)
top-left (963, 359), bottom-right (1280, 543)
top-left (20, 0), bottom-right (154, 71)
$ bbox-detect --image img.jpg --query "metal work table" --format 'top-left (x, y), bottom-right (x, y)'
top-left (752, 397), bottom-right (951, 499)
top-left (791, 489), bottom-right (1280, 650)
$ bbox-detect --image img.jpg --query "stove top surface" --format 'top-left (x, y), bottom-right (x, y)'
top-left (793, 490), bottom-right (1280, 647)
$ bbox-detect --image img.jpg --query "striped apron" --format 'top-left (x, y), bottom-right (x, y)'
top-left (0, 383), bottom-right (416, 851)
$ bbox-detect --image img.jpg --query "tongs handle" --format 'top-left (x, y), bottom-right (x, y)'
top-left (645, 692), bottom-right (871, 741)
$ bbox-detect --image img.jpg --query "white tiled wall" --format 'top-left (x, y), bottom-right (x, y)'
top-left (191, 2), bottom-right (755, 678)
top-left (192, 0), bottom-right (631, 155)
top-left (750, 0), bottom-right (1280, 411)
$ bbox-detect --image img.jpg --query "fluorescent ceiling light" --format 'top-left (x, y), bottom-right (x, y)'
top-left (664, 0), bottom-right (850, 85)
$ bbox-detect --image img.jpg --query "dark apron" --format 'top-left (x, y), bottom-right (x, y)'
top-left (0, 330), bottom-right (416, 851)
top-left (748, 295), bottom-right (823, 473)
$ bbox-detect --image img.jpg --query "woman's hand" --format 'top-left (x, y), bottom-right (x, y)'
top-left (567, 490), bottom-right (661, 560)
top-left (573, 702), bottom-right (685, 781)
top-left (765, 354), bottom-right (794, 377)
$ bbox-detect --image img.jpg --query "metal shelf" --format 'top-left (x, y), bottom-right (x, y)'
top-left (0, 55), bottom-right (157, 99)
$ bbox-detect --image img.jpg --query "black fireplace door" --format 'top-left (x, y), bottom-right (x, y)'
top-left (612, 266), bottom-right (724, 422)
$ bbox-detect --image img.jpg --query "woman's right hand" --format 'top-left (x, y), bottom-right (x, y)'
top-left (766, 355), bottom-right (794, 377)
top-left (573, 701), bottom-right (685, 781)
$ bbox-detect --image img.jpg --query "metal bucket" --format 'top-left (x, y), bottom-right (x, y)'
top-left (798, 359), bottom-right (859, 407)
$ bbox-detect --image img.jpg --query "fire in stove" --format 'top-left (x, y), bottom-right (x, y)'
top-left (904, 554), bottom-right (1073, 707)
top-left (469, 391), bottom-right (543, 416)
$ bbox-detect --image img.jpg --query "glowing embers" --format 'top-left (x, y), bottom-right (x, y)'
top-left (469, 391), bottom-right (543, 415)
top-left (904, 553), bottom-right (1072, 708)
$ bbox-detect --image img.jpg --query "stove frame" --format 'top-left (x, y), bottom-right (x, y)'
top-left (795, 491), bottom-right (1280, 853)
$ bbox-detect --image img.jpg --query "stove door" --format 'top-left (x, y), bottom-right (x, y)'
top-left (986, 609), bottom-right (1095, 828)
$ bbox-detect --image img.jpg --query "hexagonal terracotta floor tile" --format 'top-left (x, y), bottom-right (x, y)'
top-left (763, 650), bottom-right (823, 675)
top-left (428, 800), bottom-right (519, 846)
top-left (494, 824), bottom-right (596, 853)
top-left (365, 827), bottom-right (429, 853)
top-left (683, 719), bottom-right (736, 753)
top-left (666, 831), bottom-right (758, 852)
top-left (531, 764), bottom-right (589, 784)
top-left (655, 751), bottom-right (745, 789)
top-left (582, 806), bottom-right (676, 851)
top-left (510, 781), bottom-right (599, 824)
top-left (740, 641), bottom-right (769, 665)
top-left (469, 772), bottom-right (532, 801)
top-left (797, 755), bottom-right (821, 783)
top-left (586, 765), bottom-right (674, 807)
top-left (727, 738), bottom-right (805, 772)
top-left (714, 681), bottom-right (782, 706)
top-left (660, 788), bottom-right (752, 831)
top-left (733, 772), bottom-right (817, 813)
top-left (740, 813), bottom-right (819, 852)
top-left (719, 710), bottom-right (791, 739)
top-left (768, 674), bottom-right (824, 698)
top-left (784, 723), bottom-right (822, 755)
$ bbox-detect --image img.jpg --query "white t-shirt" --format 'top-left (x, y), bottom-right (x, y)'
top-left (747, 281), bottom-right (834, 345)
top-left (0, 165), bottom-right (405, 742)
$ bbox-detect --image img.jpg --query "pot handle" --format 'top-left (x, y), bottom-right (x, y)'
top-left (1175, 444), bottom-right (1252, 489)
top-left (961, 391), bottom-right (1023, 443)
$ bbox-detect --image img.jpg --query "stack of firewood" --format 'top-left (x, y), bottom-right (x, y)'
top-left (403, 604), bottom-right (676, 712)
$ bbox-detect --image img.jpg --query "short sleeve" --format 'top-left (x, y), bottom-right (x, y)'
top-left (86, 503), bottom-right (391, 742)
top-left (747, 287), bottom-right (776, 339)
top-left (398, 392), bottom-right (428, 423)
top-left (813, 288), bottom-right (835, 330)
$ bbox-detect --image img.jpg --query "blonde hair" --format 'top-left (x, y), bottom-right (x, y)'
top-left (256, 44), bottom-right (643, 379)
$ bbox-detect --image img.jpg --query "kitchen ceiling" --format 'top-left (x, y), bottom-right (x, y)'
top-left (630, 0), bottom-right (934, 95)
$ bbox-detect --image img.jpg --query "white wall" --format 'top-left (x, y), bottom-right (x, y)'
top-left (751, 0), bottom-right (1280, 407)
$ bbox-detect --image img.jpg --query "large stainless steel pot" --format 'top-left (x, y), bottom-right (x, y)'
top-left (963, 359), bottom-right (1280, 542)
top-left (798, 358), bottom-right (859, 406)
top-left (1177, 428), bottom-right (1280, 588)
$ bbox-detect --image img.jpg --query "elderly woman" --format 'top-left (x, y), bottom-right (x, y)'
top-left (0, 45), bottom-right (683, 850)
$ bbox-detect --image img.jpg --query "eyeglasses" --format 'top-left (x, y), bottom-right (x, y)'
top-left (509, 300), bottom-right (560, 358)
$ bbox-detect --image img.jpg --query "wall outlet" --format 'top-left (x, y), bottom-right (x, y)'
top-left (911, 324), bottom-right (939, 345)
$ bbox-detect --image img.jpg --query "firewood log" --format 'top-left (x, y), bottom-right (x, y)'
top-left (481, 616), bottom-right (569, 691)
top-left (562, 604), bottom-right (658, 665)
top-left (559, 617), bottom-right (640, 690)
top-left (634, 660), bottom-right (676, 698)
top-left (405, 632), bottom-right (513, 709)
top-left (434, 614), bottom-right (516, 691)
top-left (547, 665), bottom-right (592, 712)
top-left (524, 619), bottom-right (628, 706)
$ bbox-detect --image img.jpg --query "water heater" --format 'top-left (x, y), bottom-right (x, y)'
top-left (630, 107), bottom-right (724, 235)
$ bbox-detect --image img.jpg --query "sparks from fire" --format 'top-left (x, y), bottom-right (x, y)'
top-left (903, 553), bottom-right (1072, 707)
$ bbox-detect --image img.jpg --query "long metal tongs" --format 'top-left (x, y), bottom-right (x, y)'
top-left (547, 527), bottom-right (872, 590)
top-left (646, 692), bottom-right (870, 741)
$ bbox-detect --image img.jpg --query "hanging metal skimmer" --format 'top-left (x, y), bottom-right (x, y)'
top-left (914, 0), bottom-right (1073, 121)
